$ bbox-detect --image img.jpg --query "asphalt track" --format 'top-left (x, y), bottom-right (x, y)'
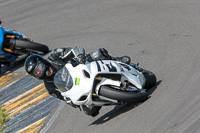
top-left (1, 0), bottom-right (200, 133)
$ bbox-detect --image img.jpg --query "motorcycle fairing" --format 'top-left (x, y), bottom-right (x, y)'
top-left (0, 26), bottom-right (18, 63)
top-left (0, 27), bottom-right (4, 51)
top-left (55, 60), bottom-right (146, 106)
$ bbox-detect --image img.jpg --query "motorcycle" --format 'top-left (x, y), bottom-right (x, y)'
top-left (54, 60), bottom-right (157, 112)
top-left (0, 20), bottom-right (49, 71)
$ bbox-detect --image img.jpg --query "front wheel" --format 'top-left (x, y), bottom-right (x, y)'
top-left (10, 39), bottom-right (49, 55)
top-left (99, 86), bottom-right (148, 103)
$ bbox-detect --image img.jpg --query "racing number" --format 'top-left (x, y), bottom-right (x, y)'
top-left (105, 64), bottom-right (117, 72)
top-left (96, 62), bottom-right (117, 72)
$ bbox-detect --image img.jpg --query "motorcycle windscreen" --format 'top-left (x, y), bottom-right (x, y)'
top-left (54, 67), bottom-right (73, 92)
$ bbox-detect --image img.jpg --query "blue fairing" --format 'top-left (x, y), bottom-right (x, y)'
top-left (0, 27), bottom-right (4, 53)
top-left (0, 26), bottom-right (18, 63)
top-left (4, 29), bottom-right (24, 38)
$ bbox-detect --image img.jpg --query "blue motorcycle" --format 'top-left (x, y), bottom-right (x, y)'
top-left (0, 20), bottom-right (49, 72)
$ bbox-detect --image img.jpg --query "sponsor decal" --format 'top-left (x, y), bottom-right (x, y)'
top-left (75, 78), bottom-right (80, 85)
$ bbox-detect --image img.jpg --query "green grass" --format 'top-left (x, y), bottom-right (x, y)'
top-left (0, 108), bottom-right (9, 132)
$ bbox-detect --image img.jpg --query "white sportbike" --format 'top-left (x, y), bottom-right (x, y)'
top-left (54, 60), bottom-right (156, 108)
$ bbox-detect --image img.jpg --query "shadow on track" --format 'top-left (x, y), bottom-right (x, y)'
top-left (89, 80), bottom-right (162, 126)
top-left (147, 80), bottom-right (162, 95)
top-left (0, 55), bottom-right (28, 76)
top-left (0, 51), bottom-right (51, 76)
top-left (89, 102), bottom-right (142, 126)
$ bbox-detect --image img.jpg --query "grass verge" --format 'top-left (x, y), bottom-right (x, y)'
top-left (0, 108), bottom-right (9, 132)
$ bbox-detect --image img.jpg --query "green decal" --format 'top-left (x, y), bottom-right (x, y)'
top-left (75, 78), bottom-right (80, 85)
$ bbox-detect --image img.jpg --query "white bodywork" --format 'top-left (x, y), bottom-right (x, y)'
top-left (58, 60), bottom-right (146, 106)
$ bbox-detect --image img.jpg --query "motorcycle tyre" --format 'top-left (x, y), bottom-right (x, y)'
top-left (14, 40), bottom-right (49, 54)
top-left (99, 86), bottom-right (148, 103)
top-left (142, 70), bottom-right (157, 89)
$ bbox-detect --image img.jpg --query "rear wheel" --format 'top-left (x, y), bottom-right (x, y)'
top-left (142, 70), bottom-right (157, 89)
top-left (99, 86), bottom-right (148, 103)
top-left (10, 39), bottom-right (49, 55)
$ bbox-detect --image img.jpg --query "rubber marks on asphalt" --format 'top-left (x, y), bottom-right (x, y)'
top-left (0, 74), bottom-right (57, 133)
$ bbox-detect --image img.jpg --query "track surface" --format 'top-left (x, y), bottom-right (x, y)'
top-left (1, 0), bottom-right (200, 133)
